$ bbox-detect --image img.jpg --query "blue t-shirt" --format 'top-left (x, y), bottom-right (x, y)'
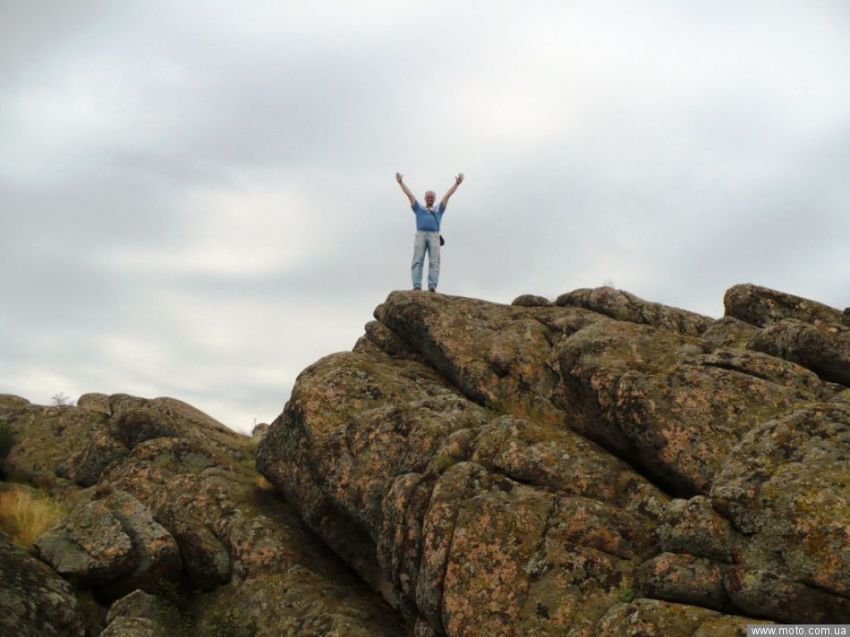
top-left (411, 200), bottom-right (445, 232)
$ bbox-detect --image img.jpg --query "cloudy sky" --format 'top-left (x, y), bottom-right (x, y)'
top-left (3, 1), bottom-right (849, 433)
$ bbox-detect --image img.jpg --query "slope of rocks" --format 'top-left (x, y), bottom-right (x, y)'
top-left (257, 284), bottom-right (850, 636)
top-left (0, 393), bottom-right (402, 636)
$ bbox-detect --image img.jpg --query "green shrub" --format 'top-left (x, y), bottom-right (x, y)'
top-left (156, 582), bottom-right (256, 637)
top-left (156, 581), bottom-right (193, 637)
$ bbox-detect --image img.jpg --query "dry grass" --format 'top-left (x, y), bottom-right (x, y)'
top-left (254, 474), bottom-right (275, 491)
top-left (0, 486), bottom-right (65, 546)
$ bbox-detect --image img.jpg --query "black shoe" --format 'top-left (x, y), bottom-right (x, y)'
top-left (413, 286), bottom-right (421, 291)
top-left (428, 287), bottom-right (436, 292)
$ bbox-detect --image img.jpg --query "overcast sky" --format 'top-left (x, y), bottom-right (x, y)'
top-left (2, 1), bottom-right (849, 433)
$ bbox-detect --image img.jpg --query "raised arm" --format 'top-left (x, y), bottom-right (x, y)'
top-left (396, 172), bottom-right (416, 205)
top-left (440, 173), bottom-right (464, 207)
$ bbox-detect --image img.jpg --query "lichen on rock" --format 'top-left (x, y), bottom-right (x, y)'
top-left (4, 282), bottom-right (850, 636)
top-left (259, 284), bottom-right (849, 634)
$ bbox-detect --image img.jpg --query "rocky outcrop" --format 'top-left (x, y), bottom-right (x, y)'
top-left (100, 590), bottom-right (170, 637)
top-left (4, 282), bottom-right (849, 636)
top-left (1, 393), bottom-right (404, 636)
top-left (749, 319), bottom-right (850, 386)
top-left (35, 493), bottom-right (138, 588)
top-left (725, 283), bottom-right (844, 327)
top-left (259, 284), bottom-right (850, 635)
top-left (0, 531), bottom-right (86, 636)
top-left (557, 286), bottom-right (714, 336)
top-left (511, 293), bottom-right (553, 307)
top-left (37, 488), bottom-right (183, 600)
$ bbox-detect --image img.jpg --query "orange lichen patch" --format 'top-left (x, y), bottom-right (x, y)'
top-left (523, 531), bottom-right (636, 635)
top-left (659, 496), bottom-right (732, 563)
top-left (441, 482), bottom-right (552, 637)
top-left (469, 415), bottom-right (666, 514)
top-left (550, 498), bottom-right (655, 560)
top-left (637, 553), bottom-right (726, 609)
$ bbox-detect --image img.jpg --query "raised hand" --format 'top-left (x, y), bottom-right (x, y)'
top-left (397, 172), bottom-right (415, 203)
top-left (455, 173), bottom-right (464, 185)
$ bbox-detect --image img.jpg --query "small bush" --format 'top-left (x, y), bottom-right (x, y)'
top-left (0, 486), bottom-right (65, 546)
top-left (156, 582), bottom-right (256, 637)
top-left (51, 392), bottom-right (72, 406)
top-left (156, 581), bottom-right (193, 637)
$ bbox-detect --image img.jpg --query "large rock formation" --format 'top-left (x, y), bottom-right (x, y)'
top-left (257, 284), bottom-right (850, 636)
top-left (0, 393), bottom-right (403, 636)
top-left (3, 282), bottom-right (849, 636)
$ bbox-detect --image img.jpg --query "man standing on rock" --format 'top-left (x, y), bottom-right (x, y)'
top-left (395, 172), bottom-right (464, 292)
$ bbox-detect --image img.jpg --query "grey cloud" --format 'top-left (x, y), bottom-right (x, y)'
top-left (3, 2), bottom-right (850, 431)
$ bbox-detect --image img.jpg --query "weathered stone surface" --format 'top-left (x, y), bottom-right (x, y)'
top-left (153, 502), bottom-right (231, 590)
top-left (99, 489), bottom-right (183, 600)
top-left (99, 434), bottom-right (405, 633)
top-left (194, 566), bottom-right (403, 637)
top-left (374, 292), bottom-right (584, 425)
top-left (511, 293), bottom-right (553, 306)
top-left (556, 286), bottom-right (713, 336)
top-left (701, 316), bottom-right (758, 349)
top-left (259, 286), bottom-right (850, 632)
top-left (658, 496), bottom-right (732, 563)
top-left (684, 347), bottom-right (829, 398)
top-left (258, 350), bottom-right (493, 604)
top-left (711, 403), bottom-right (850, 622)
top-left (558, 320), bottom-right (817, 494)
top-left (35, 496), bottom-right (136, 587)
top-left (749, 319), bottom-right (850, 386)
top-left (0, 531), bottom-right (86, 637)
top-left (37, 488), bottom-right (182, 600)
top-left (109, 407), bottom-right (180, 449)
top-left (0, 394), bottom-right (30, 407)
top-left (257, 334), bottom-right (670, 635)
top-left (354, 319), bottom-right (428, 363)
top-left (0, 399), bottom-right (107, 486)
top-left (77, 392), bottom-right (111, 415)
top-left (596, 599), bottom-right (769, 636)
top-left (637, 553), bottom-right (728, 610)
top-left (68, 426), bottom-right (130, 486)
top-left (101, 590), bottom-right (170, 637)
top-left (63, 394), bottom-right (250, 487)
top-left (7, 282), bottom-right (850, 634)
top-left (3, 392), bottom-right (404, 634)
top-left (725, 283), bottom-right (844, 327)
